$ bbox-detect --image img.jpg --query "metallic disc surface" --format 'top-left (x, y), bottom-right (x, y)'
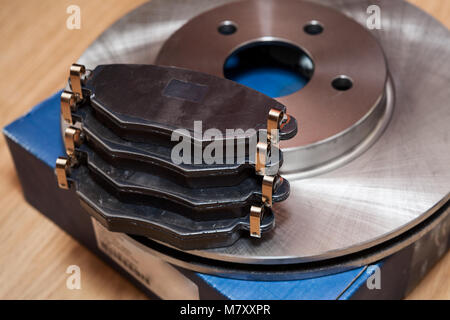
top-left (78, 0), bottom-right (450, 267)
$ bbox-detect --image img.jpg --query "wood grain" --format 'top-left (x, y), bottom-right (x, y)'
top-left (0, 0), bottom-right (448, 300)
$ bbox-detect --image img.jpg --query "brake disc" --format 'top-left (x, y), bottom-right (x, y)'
top-left (75, 0), bottom-right (450, 277)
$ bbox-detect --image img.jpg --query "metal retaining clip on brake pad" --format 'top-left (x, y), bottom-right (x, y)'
top-left (56, 63), bottom-right (298, 250)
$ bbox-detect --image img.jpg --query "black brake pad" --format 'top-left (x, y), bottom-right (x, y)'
top-left (73, 106), bottom-right (283, 188)
top-left (77, 143), bottom-right (289, 220)
top-left (80, 64), bottom-right (297, 146)
top-left (58, 63), bottom-right (299, 250)
top-left (72, 166), bottom-right (275, 250)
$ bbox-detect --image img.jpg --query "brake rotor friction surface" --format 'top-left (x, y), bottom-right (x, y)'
top-left (78, 0), bottom-right (450, 270)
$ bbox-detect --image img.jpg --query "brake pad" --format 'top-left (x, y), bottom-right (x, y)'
top-left (74, 106), bottom-right (284, 188)
top-left (81, 64), bottom-right (298, 145)
top-left (77, 143), bottom-right (289, 220)
top-left (73, 166), bottom-right (275, 250)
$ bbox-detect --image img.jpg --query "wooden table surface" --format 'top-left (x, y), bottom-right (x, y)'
top-left (0, 0), bottom-right (448, 300)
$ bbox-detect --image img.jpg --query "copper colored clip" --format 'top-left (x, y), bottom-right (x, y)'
top-left (64, 127), bottom-right (81, 156)
top-left (262, 175), bottom-right (275, 207)
top-left (250, 205), bottom-right (264, 238)
top-left (255, 141), bottom-right (268, 175)
top-left (267, 108), bottom-right (284, 148)
top-left (69, 64), bottom-right (86, 100)
top-left (61, 90), bottom-right (76, 124)
top-left (55, 157), bottom-right (70, 189)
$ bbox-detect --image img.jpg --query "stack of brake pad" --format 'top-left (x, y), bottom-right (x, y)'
top-left (56, 64), bottom-right (298, 250)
